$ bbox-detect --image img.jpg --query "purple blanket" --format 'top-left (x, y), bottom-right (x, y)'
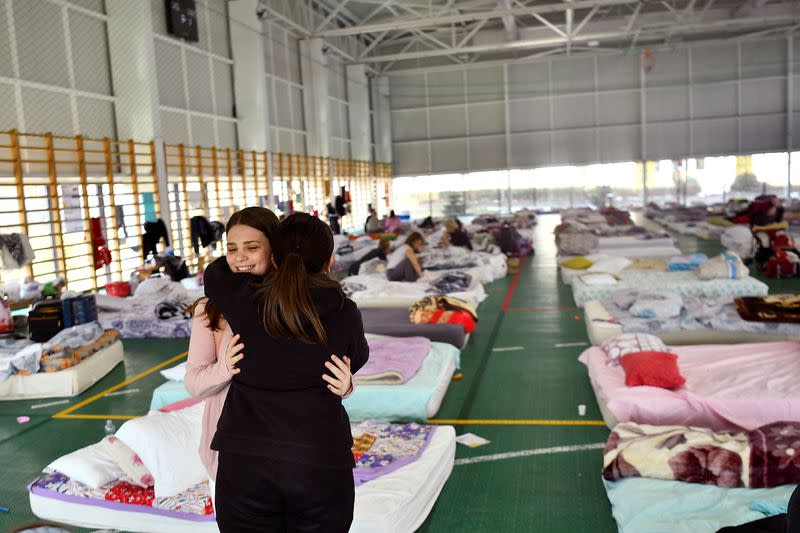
top-left (355, 337), bottom-right (431, 384)
top-left (353, 422), bottom-right (436, 486)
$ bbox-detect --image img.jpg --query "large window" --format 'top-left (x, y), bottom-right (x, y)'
top-left (393, 151), bottom-right (799, 219)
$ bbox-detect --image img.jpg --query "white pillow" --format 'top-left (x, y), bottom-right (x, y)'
top-left (47, 442), bottom-right (125, 488)
top-left (159, 361), bottom-right (187, 382)
top-left (115, 402), bottom-right (206, 498)
top-left (587, 257), bottom-right (632, 275)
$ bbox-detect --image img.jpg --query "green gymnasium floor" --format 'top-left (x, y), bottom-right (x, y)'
top-left (1, 213), bottom-right (799, 533)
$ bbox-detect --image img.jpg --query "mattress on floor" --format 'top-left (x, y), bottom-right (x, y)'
top-left (571, 271), bottom-right (769, 307)
top-left (343, 341), bottom-right (459, 422)
top-left (98, 314), bottom-right (192, 338)
top-left (559, 258), bottom-right (668, 286)
top-left (0, 340), bottom-right (124, 400)
top-left (583, 299), bottom-right (799, 346)
top-left (604, 477), bottom-right (795, 533)
top-left (361, 307), bottom-right (468, 349)
top-left (29, 426), bottom-right (456, 533)
top-left (344, 274), bottom-right (486, 309)
top-left (150, 342), bottom-right (460, 421)
top-left (580, 341), bottom-right (800, 431)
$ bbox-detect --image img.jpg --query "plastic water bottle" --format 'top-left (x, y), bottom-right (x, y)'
top-left (104, 419), bottom-right (116, 436)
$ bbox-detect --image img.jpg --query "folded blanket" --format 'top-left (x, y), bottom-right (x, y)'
top-left (735, 295), bottom-right (800, 324)
top-left (354, 336), bottom-right (431, 385)
top-left (604, 421), bottom-right (800, 488)
top-left (668, 254), bottom-right (708, 272)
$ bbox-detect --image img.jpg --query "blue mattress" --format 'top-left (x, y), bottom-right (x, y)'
top-left (150, 342), bottom-right (460, 421)
top-left (604, 477), bottom-right (795, 533)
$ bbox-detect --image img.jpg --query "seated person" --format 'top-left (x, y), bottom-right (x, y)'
top-left (365, 208), bottom-right (384, 234)
top-left (348, 236), bottom-right (393, 276)
top-left (386, 232), bottom-right (425, 282)
top-left (385, 210), bottom-right (402, 233)
top-left (444, 219), bottom-right (473, 250)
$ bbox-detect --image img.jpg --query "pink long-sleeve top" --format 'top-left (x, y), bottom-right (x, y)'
top-left (183, 298), bottom-right (233, 481)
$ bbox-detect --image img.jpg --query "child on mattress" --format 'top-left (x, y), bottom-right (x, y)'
top-left (204, 212), bottom-right (369, 532)
top-left (185, 207), bottom-right (354, 511)
top-left (386, 232), bottom-right (425, 282)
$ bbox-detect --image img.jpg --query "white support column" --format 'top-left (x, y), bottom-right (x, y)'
top-left (106, 0), bottom-right (162, 142)
top-left (106, 0), bottom-right (173, 236)
top-left (371, 77), bottom-right (393, 164)
top-left (640, 52), bottom-right (648, 205)
top-left (228, 0), bottom-right (269, 152)
top-left (788, 34), bottom-right (794, 198)
top-left (300, 38), bottom-right (331, 158)
top-left (346, 65), bottom-right (372, 161)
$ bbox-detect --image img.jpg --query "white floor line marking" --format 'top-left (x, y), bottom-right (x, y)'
top-left (104, 389), bottom-right (141, 397)
top-left (30, 399), bottom-right (70, 409)
top-left (492, 346), bottom-right (525, 352)
top-left (554, 342), bottom-right (589, 348)
top-left (455, 442), bottom-right (606, 466)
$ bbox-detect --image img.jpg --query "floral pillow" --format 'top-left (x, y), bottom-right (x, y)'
top-left (97, 435), bottom-right (154, 488)
top-left (600, 333), bottom-right (668, 366)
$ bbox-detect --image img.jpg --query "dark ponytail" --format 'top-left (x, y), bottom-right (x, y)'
top-left (257, 213), bottom-right (342, 346)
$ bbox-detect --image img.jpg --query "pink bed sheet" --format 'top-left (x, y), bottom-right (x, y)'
top-left (579, 341), bottom-right (800, 431)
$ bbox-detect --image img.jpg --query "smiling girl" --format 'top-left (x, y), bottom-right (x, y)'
top-left (184, 207), bottom-right (353, 510)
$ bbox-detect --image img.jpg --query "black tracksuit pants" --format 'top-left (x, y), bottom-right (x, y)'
top-left (215, 451), bottom-right (354, 533)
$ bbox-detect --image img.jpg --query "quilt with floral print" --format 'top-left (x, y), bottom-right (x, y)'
top-left (603, 421), bottom-right (800, 488)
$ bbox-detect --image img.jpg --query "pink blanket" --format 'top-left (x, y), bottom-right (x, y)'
top-left (580, 341), bottom-right (800, 431)
top-left (355, 337), bottom-right (432, 385)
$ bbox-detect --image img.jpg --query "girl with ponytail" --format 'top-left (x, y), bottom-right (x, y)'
top-left (184, 207), bottom-right (352, 512)
top-left (203, 212), bottom-right (369, 532)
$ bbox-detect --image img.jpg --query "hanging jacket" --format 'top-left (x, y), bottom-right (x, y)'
top-left (142, 219), bottom-right (170, 260)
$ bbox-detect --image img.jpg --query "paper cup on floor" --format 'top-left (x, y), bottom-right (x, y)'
top-left (578, 404), bottom-right (586, 416)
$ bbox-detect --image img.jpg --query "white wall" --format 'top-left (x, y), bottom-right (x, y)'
top-left (389, 36), bottom-right (800, 176)
top-left (0, 0), bottom-right (392, 164)
top-left (263, 20), bottom-right (307, 155)
top-left (0, 0), bottom-right (116, 138)
top-left (151, 0), bottom-right (237, 149)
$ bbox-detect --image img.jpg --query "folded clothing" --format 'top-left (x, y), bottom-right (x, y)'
top-left (354, 336), bottom-right (431, 385)
top-left (604, 421), bottom-right (800, 489)
top-left (668, 253), bottom-right (708, 271)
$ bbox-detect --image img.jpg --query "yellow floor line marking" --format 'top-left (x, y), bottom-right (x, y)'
top-left (52, 351), bottom-right (188, 419)
top-left (56, 414), bottom-right (140, 421)
top-left (427, 419), bottom-right (607, 426)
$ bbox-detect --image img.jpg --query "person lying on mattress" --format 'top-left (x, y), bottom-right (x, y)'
top-left (347, 235), bottom-right (393, 276)
top-left (443, 219), bottom-right (473, 251)
top-left (204, 212), bottom-right (369, 532)
top-left (185, 207), bottom-right (354, 512)
top-left (386, 232), bottom-right (425, 282)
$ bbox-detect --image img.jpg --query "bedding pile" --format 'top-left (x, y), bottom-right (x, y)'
top-left (596, 291), bottom-right (800, 337)
top-left (29, 400), bottom-right (440, 525)
top-left (97, 277), bottom-right (202, 338)
top-left (0, 323), bottom-right (119, 381)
